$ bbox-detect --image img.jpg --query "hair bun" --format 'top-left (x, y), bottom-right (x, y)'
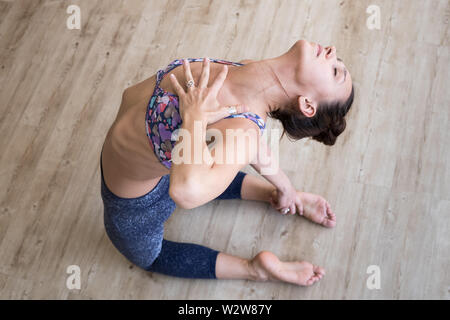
top-left (268, 85), bottom-right (354, 146)
top-left (313, 117), bottom-right (346, 146)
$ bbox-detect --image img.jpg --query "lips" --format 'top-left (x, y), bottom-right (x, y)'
top-left (317, 44), bottom-right (323, 57)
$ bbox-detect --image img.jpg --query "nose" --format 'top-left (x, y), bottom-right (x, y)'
top-left (324, 46), bottom-right (336, 59)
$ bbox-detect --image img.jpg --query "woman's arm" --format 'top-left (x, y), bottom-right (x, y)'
top-left (168, 58), bottom-right (259, 209)
top-left (169, 117), bottom-right (260, 209)
top-left (169, 111), bottom-right (212, 192)
top-left (249, 138), bottom-right (293, 193)
top-left (250, 137), bottom-right (303, 215)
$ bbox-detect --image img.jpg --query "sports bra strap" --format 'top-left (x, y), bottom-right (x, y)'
top-left (155, 58), bottom-right (265, 134)
top-left (224, 112), bottom-right (266, 134)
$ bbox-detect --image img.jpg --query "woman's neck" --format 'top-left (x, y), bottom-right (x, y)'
top-left (221, 56), bottom-right (298, 123)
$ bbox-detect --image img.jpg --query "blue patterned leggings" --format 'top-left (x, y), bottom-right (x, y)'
top-left (100, 149), bottom-right (246, 279)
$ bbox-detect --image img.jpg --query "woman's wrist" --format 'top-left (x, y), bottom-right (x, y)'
top-left (181, 111), bottom-right (207, 125)
top-left (271, 167), bottom-right (293, 193)
top-left (277, 183), bottom-right (291, 194)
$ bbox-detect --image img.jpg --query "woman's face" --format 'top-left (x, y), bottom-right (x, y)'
top-left (295, 39), bottom-right (352, 104)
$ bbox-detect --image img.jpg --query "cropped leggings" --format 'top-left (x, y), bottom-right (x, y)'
top-left (100, 149), bottom-right (247, 279)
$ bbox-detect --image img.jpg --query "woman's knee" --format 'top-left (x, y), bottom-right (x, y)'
top-left (215, 171), bottom-right (247, 200)
top-left (104, 223), bottom-right (164, 270)
top-left (122, 238), bottom-right (163, 270)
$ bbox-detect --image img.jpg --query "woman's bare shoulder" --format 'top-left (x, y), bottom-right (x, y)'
top-left (207, 116), bottom-right (262, 144)
top-left (122, 73), bottom-right (157, 104)
top-left (238, 59), bottom-right (256, 64)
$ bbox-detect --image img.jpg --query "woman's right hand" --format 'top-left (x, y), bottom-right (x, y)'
top-left (169, 58), bottom-right (247, 125)
top-left (270, 187), bottom-right (304, 216)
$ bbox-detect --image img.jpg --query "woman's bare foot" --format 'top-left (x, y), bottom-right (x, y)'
top-left (248, 251), bottom-right (325, 286)
top-left (296, 191), bottom-right (336, 228)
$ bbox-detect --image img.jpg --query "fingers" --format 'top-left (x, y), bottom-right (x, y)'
top-left (210, 64), bottom-right (228, 94)
top-left (281, 202), bottom-right (295, 215)
top-left (289, 202), bottom-right (296, 215)
top-left (270, 198), bottom-right (281, 211)
top-left (273, 203), bottom-right (283, 211)
top-left (206, 104), bottom-right (246, 125)
top-left (273, 201), bottom-right (284, 211)
top-left (295, 199), bottom-right (304, 216)
top-left (222, 104), bottom-right (247, 117)
top-left (270, 190), bottom-right (283, 210)
top-left (270, 196), bottom-right (278, 209)
top-left (198, 57), bottom-right (210, 88)
top-left (169, 73), bottom-right (185, 96)
top-left (279, 203), bottom-right (295, 215)
top-left (269, 189), bottom-right (294, 215)
top-left (270, 189), bottom-right (278, 202)
top-left (179, 58), bottom-right (227, 93)
top-left (182, 59), bottom-right (195, 90)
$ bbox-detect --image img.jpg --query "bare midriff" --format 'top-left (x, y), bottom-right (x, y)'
top-left (101, 59), bottom-right (259, 199)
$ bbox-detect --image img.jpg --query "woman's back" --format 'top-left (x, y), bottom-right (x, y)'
top-left (101, 58), bottom-right (263, 199)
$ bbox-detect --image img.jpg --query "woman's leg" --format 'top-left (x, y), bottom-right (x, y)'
top-left (213, 172), bottom-right (326, 285)
top-left (149, 172), bottom-right (272, 279)
top-left (102, 173), bottom-right (225, 279)
top-left (146, 239), bottom-right (219, 278)
top-left (100, 150), bottom-right (222, 279)
top-left (149, 240), bottom-right (253, 280)
top-left (212, 172), bottom-right (264, 279)
top-left (101, 151), bottom-right (323, 284)
top-left (215, 171), bottom-right (275, 202)
top-left (240, 173), bottom-right (276, 203)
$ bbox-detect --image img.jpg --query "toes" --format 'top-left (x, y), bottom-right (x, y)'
top-left (322, 215), bottom-right (336, 228)
top-left (305, 268), bottom-right (325, 286)
top-left (324, 202), bottom-right (337, 228)
top-left (324, 219), bottom-right (336, 228)
top-left (306, 275), bottom-right (320, 286)
top-left (314, 265), bottom-right (326, 276)
top-left (325, 202), bottom-right (335, 214)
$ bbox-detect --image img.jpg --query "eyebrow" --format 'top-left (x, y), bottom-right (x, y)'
top-left (337, 57), bottom-right (347, 84)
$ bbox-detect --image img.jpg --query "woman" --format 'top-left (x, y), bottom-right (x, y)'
top-left (100, 39), bottom-right (354, 286)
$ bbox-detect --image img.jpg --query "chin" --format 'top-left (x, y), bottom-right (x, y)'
top-left (295, 39), bottom-right (311, 49)
top-left (296, 40), bottom-right (315, 68)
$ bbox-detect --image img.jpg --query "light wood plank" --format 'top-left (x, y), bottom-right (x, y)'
top-left (0, 0), bottom-right (448, 299)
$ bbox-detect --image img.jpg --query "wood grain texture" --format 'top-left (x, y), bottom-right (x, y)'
top-left (0, 0), bottom-right (448, 299)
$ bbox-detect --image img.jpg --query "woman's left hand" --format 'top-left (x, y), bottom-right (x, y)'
top-left (270, 187), bottom-right (304, 216)
top-left (169, 57), bottom-right (247, 125)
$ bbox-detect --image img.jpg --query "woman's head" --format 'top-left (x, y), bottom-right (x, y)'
top-left (293, 39), bottom-right (353, 103)
top-left (269, 86), bottom-right (354, 145)
top-left (269, 39), bottom-right (355, 145)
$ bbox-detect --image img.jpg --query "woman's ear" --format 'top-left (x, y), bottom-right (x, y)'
top-left (298, 95), bottom-right (317, 118)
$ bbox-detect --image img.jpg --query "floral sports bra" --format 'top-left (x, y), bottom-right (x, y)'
top-left (145, 58), bottom-right (266, 170)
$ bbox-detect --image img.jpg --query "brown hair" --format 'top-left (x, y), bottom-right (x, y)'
top-left (268, 85), bottom-right (355, 146)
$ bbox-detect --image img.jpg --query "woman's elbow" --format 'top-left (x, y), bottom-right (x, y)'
top-left (168, 181), bottom-right (203, 210)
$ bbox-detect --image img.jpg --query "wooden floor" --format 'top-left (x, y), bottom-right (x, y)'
top-left (0, 0), bottom-right (448, 300)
